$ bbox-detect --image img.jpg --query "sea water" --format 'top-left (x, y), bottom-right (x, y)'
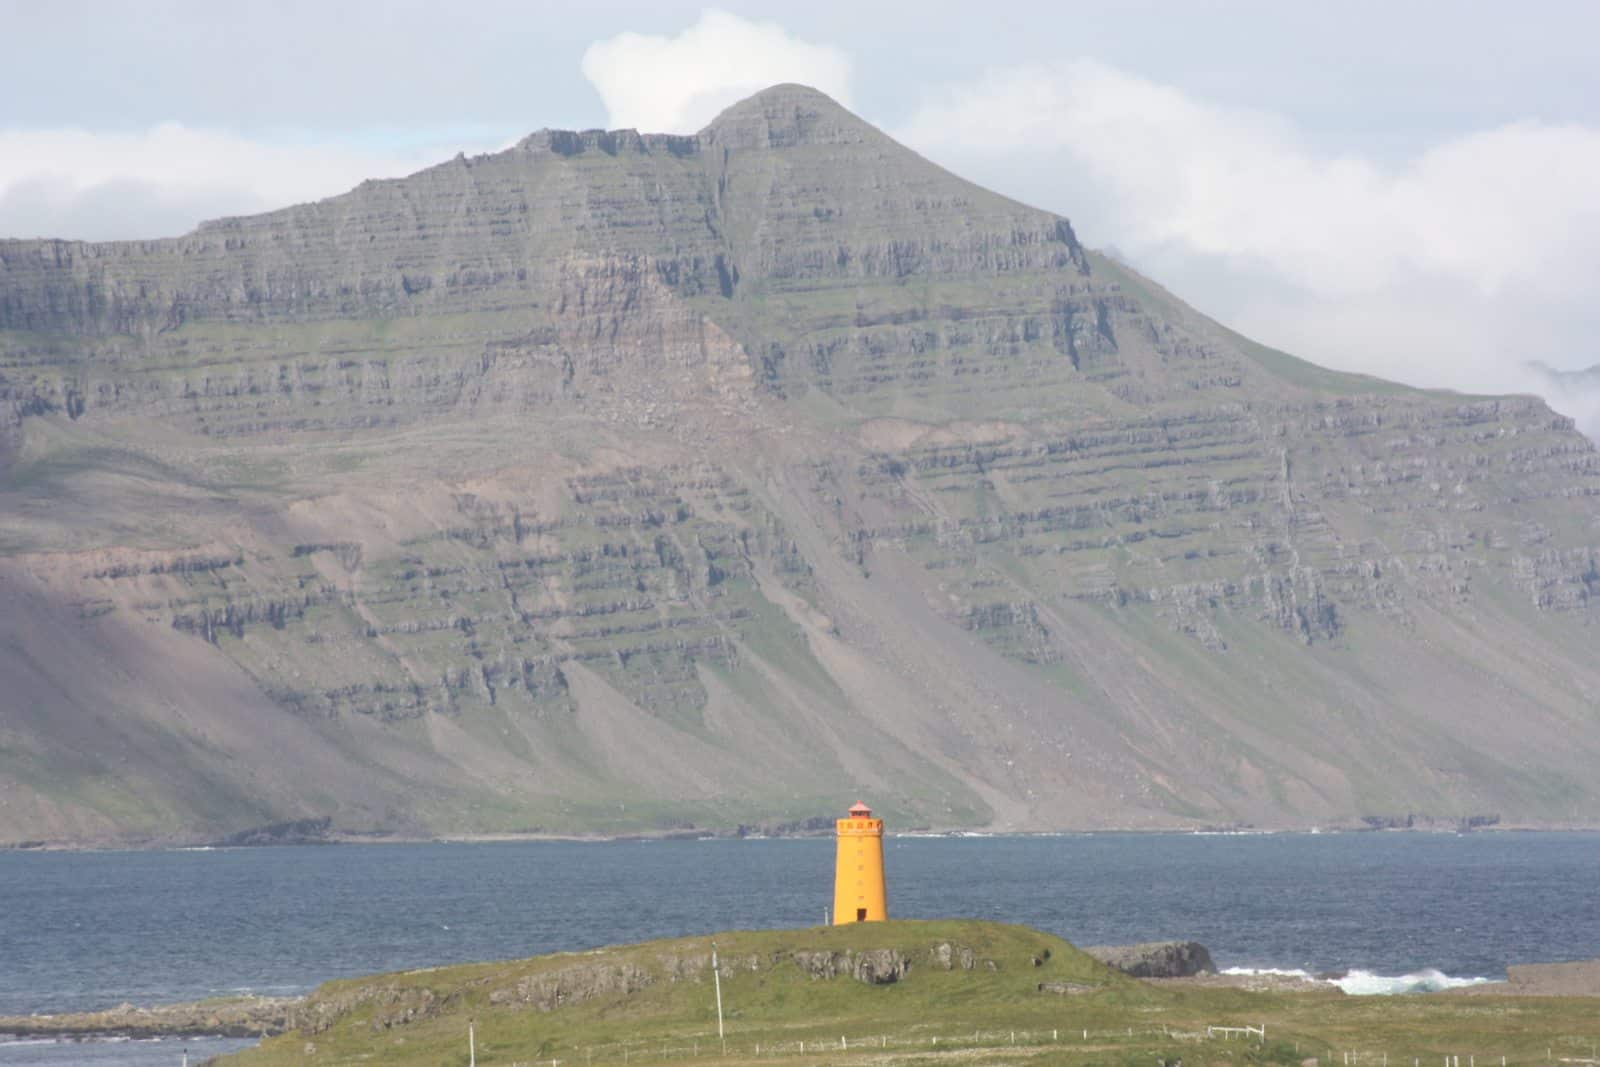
top-left (3, 832), bottom-right (1598, 1063)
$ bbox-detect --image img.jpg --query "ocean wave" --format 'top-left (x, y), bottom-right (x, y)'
top-left (1221, 966), bottom-right (1497, 995)
top-left (1333, 969), bottom-right (1496, 995)
top-left (1222, 966), bottom-right (1317, 979)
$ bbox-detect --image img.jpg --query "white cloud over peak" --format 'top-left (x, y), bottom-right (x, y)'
top-left (898, 62), bottom-right (1600, 435)
top-left (0, 125), bottom-right (500, 242)
top-left (581, 9), bottom-right (853, 134)
top-left (902, 62), bottom-right (1600, 301)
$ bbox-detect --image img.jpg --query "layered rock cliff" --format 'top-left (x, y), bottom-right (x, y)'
top-left (2, 85), bottom-right (1598, 843)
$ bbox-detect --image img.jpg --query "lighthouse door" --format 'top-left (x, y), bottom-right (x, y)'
top-left (856, 908), bottom-right (867, 922)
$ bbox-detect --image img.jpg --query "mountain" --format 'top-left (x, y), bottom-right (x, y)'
top-left (2, 85), bottom-right (1598, 844)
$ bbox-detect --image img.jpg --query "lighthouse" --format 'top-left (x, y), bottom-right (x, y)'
top-left (832, 801), bottom-right (887, 924)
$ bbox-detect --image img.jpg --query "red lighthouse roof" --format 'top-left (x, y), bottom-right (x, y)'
top-left (848, 801), bottom-right (872, 817)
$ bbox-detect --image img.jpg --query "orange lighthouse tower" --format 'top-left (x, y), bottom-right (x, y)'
top-left (832, 801), bottom-right (887, 924)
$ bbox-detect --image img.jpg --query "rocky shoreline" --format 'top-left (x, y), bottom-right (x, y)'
top-left (1447, 959), bottom-right (1600, 997)
top-left (10, 949), bottom-right (1600, 1042)
top-left (0, 995), bottom-right (299, 1041)
top-left (1085, 940), bottom-right (1326, 992)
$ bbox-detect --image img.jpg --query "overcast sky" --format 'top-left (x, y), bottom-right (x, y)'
top-left (4, 1), bottom-right (1599, 433)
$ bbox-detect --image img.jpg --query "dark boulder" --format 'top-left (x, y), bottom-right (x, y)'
top-left (1083, 941), bottom-right (1216, 978)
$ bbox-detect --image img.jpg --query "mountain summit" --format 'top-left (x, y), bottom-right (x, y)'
top-left (2, 87), bottom-right (1598, 843)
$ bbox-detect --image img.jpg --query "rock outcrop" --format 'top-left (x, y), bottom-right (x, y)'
top-left (1084, 942), bottom-right (1217, 979)
top-left (488, 963), bottom-right (655, 1012)
top-left (794, 949), bottom-right (912, 985)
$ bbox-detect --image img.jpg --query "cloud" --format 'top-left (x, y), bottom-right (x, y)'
top-left (897, 62), bottom-right (1600, 433)
top-left (0, 124), bottom-right (505, 242)
top-left (581, 9), bottom-right (852, 134)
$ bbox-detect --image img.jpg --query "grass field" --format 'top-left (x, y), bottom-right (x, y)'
top-left (218, 921), bottom-right (1600, 1067)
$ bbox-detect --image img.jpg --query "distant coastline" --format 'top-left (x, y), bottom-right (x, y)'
top-left (7, 820), bottom-right (1600, 854)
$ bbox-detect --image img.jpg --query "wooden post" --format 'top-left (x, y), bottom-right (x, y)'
top-left (470, 1022), bottom-right (476, 1067)
top-left (711, 941), bottom-right (725, 1055)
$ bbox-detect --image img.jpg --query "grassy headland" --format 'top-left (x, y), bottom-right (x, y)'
top-left (217, 921), bottom-right (1600, 1067)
